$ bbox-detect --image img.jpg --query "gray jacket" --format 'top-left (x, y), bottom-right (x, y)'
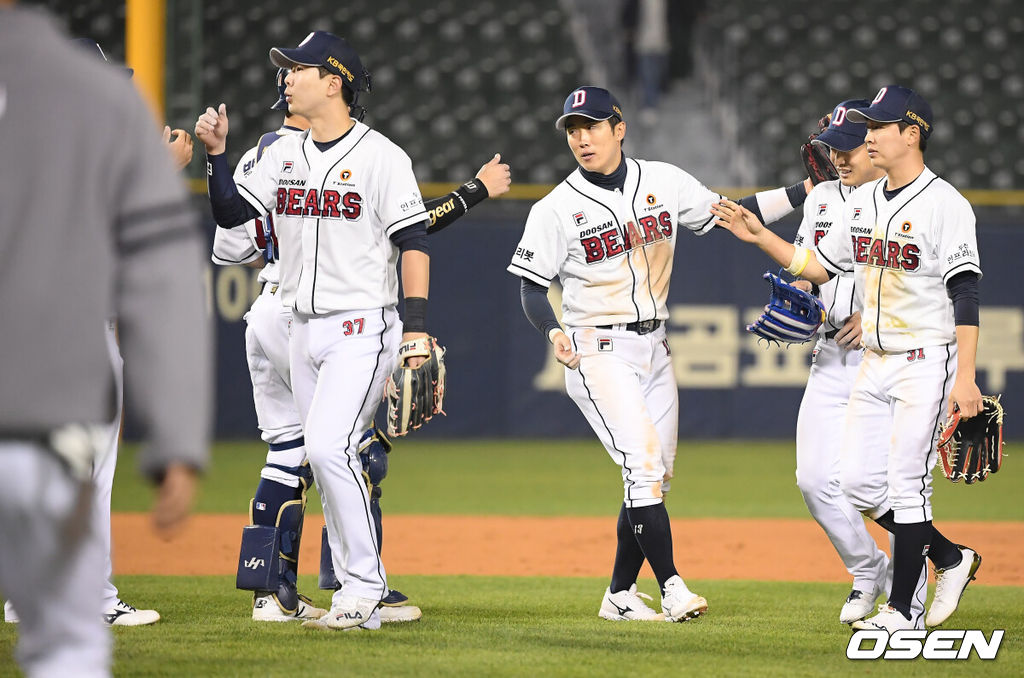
top-left (0, 7), bottom-right (212, 478)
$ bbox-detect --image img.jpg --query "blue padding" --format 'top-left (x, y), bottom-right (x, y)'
top-left (236, 525), bottom-right (280, 591)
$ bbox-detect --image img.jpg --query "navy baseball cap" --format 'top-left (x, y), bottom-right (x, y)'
top-left (555, 86), bottom-right (624, 130)
top-left (847, 85), bottom-right (933, 139)
top-left (72, 38), bottom-right (133, 77)
top-left (270, 31), bottom-right (370, 93)
top-left (270, 68), bottom-right (289, 111)
top-left (811, 99), bottom-right (872, 152)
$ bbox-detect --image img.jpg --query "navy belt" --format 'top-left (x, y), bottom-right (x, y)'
top-left (596, 319), bottom-right (662, 335)
top-left (825, 328), bottom-right (838, 340)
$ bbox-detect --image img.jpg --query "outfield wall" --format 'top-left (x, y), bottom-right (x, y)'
top-left (192, 203), bottom-right (1023, 440)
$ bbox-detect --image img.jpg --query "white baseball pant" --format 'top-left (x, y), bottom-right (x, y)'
top-left (289, 307), bottom-right (400, 603)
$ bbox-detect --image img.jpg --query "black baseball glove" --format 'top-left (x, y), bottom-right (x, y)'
top-left (747, 271), bottom-right (826, 345)
top-left (801, 113), bottom-right (839, 186)
top-left (385, 336), bottom-right (446, 437)
top-left (937, 395), bottom-right (1006, 484)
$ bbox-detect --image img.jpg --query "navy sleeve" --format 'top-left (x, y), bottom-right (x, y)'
top-left (521, 278), bottom-right (561, 339)
top-left (389, 221), bottom-right (429, 253)
top-left (207, 153), bottom-right (260, 228)
top-left (946, 271), bottom-right (980, 326)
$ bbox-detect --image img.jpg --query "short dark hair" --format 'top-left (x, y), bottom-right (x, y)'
top-left (897, 121), bottom-right (928, 153)
top-left (315, 66), bottom-right (354, 106)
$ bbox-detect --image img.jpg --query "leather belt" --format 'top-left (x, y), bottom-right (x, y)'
top-left (259, 282), bottom-right (279, 295)
top-left (825, 328), bottom-right (838, 340)
top-left (596, 319), bottom-right (662, 335)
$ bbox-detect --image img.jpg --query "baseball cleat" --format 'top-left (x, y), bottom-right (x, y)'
top-left (104, 599), bottom-right (160, 626)
top-left (4, 600), bottom-right (19, 624)
top-left (252, 593), bottom-right (327, 622)
top-left (660, 575), bottom-right (708, 622)
top-left (599, 584), bottom-right (664, 621)
top-left (303, 595), bottom-right (382, 631)
top-left (840, 586), bottom-right (881, 624)
top-left (852, 604), bottom-right (918, 632)
top-left (926, 546), bottom-right (981, 627)
top-left (379, 604), bottom-right (422, 623)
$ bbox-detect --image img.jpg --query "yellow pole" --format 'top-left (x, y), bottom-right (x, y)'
top-left (126, 0), bottom-right (166, 118)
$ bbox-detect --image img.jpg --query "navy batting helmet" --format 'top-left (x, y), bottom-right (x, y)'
top-left (271, 68), bottom-right (289, 111)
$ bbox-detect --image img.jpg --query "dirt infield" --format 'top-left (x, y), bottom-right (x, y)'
top-left (114, 513), bottom-right (1024, 585)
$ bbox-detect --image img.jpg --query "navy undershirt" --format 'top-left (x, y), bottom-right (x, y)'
top-left (311, 124), bottom-right (354, 153)
top-left (578, 153), bottom-right (627, 192)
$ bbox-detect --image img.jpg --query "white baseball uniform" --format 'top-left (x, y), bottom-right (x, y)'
top-left (509, 158), bottom-right (722, 507)
top-left (794, 180), bottom-right (889, 594)
top-left (212, 129), bottom-right (306, 483)
top-left (234, 120), bottom-right (427, 603)
top-left (814, 167), bottom-right (981, 525)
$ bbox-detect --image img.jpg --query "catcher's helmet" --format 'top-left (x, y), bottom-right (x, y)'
top-left (270, 68), bottom-right (289, 111)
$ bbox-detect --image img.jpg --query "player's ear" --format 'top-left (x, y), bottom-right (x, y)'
top-left (613, 120), bottom-right (626, 142)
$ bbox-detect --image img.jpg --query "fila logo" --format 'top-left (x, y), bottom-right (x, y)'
top-left (343, 611), bottom-right (364, 620)
top-left (574, 211), bottom-right (588, 226)
top-left (282, 161), bottom-right (294, 173)
top-left (852, 208), bottom-right (863, 220)
top-left (872, 87), bottom-right (888, 104)
top-left (244, 557), bottom-right (265, 570)
top-left (598, 338), bottom-right (613, 352)
top-left (818, 204), bottom-right (827, 216)
top-left (571, 89), bottom-right (586, 108)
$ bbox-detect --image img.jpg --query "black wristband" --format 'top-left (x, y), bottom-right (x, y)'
top-left (455, 178), bottom-right (489, 208)
top-left (403, 296), bottom-right (428, 333)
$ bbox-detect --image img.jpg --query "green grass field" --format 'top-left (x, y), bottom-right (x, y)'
top-left (2, 440), bottom-right (1021, 676)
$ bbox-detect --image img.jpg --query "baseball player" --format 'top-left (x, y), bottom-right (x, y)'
top-left (214, 68), bottom-right (509, 624)
top-left (198, 30), bottom-right (439, 631)
top-left (0, 5), bottom-right (210, 676)
top-left (3, 37), bottom-right (194, 629)
top-left (507, 86), bottom-right (809, 622)
top-left (714, 85), bottom-right (983, 632)
top-left (790, 101), bottom-right (927, 626)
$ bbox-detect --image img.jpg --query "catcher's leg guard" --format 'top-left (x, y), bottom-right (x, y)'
top-left (320, 427), bottom-right (391, 589)
top-left (236, 463), bottom-right (313, 613)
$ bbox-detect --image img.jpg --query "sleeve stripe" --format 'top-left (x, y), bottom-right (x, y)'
top-left (212, 251), bottom-right (261, 265)
top-left (118, 200), bottom-right (193, 232)
top-left (236, 184), bottom-right (266, 213)
top-left (691, 212), bottom-right (716, 236)
top-left (507, 263), bottom-right (552, 287)
top-left (815, 246), bottom-right (851, 274)
top-left (118, 223), bottom-right (202, 255)
top-left (385, 210), bottom-right (429, 236)
top-left (942, 261), bottom-right (982, 284)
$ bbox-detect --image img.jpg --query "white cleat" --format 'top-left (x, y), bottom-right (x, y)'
top-left (598, 584), bottom-right (665, 621)
top-left (926, 546), bottom-right (981, 627)
top-left (104, 599), bottom-right (160, 626)
top-left (660, 575), bottom-right (707, 622)
top-left (840, 585), bottom-right (882, 624)
top-left (252, 593), bottom-right (327, 622)
top-left (852, 604), bottom-right (918, 632)
top-left (302, 595), bottom-right (381, 631)
top-left (4, 600), bottom-right (19, 624)
top-left (379, 604), bottom-right (422, 623)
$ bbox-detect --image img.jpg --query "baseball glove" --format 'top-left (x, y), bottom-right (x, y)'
top-left (747, 271), bottom-right (826, 345)
top-left (385, 336), bottom-right (446, 437)
top-left (937, 395), bottom-right (1006, 484)
top-left (801, 113), bottom-right (839, 186)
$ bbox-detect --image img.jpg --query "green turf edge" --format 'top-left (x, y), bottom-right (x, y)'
top-left (2, 574), bottom-right (1020, 678)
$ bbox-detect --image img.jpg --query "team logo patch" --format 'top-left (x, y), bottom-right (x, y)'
top-left (573, 211), bottom-right (588, 226)
top-left (341, 169), bottom-right (352, 181)
top-left (901, 221), bottom-right (912, 233)
top-left (817, 203), bottom-right (827, 216)
top-left (282, 161), bottom-right (294, 173)
top-left (872, 86), bottom-right (888, 104)
top-left (852, 208), bottom-right (862, 220)
top-left (255, 502), bottom-right (267, 511)
top-left (646, 194), bottom-right (657, 205)
top-left (598, 338), bottom-right (613, 352)
top-left (571, 89), bottom-right (586, 108)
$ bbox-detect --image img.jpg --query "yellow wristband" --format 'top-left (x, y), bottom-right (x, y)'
top-left (786, 247), bottom-right (811, 277)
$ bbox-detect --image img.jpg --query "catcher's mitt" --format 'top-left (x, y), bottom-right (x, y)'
top-left (747, 271), bottom-right (826, 345)
top-left (385, 336), bottom-right (446, 437)
top-left (801, 113), bottom-right (839, 186)
top-left (937, 395), bottom-right (1006, 484)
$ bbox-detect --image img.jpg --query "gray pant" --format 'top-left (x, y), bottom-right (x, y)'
top-left (0, 441), bottom-right (110, 678)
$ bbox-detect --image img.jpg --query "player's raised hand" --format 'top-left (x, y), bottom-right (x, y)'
top-left (163, 126), bottom-right (194, 170)
top-left (711, 199), bottom-right (764, 242)
top-left (476, 153), bottom-right (512, 198)
top-left (194, 103), bottom-right (230, 155)
top-left (551, 329), bottom-right (581, 370)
